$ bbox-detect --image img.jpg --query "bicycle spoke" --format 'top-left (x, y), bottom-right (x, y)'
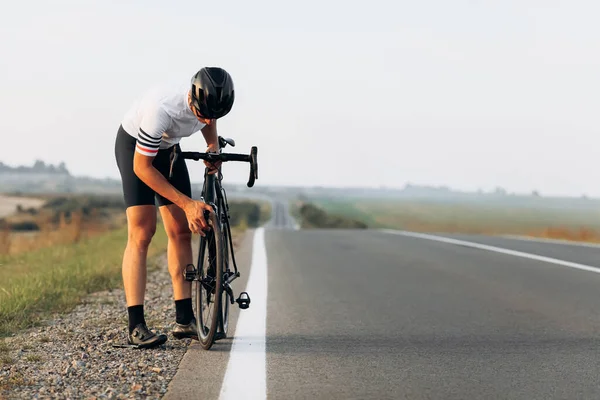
top-left (194, 212), bottom-right (224, 349)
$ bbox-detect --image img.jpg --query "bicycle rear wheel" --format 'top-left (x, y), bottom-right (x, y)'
top-left (195, 211), bottom-right (224, 350)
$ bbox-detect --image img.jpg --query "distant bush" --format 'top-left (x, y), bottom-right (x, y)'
top-left (299, 202), bottom-right (368, 229)
top-left (9, 221), bottom-right (40, 232)
top-left (42, 195), bottom-right (125, 216)
top-left (15, 204), bottom-right (39, 215)
top-left (228, 201), bottom-right (263, 228)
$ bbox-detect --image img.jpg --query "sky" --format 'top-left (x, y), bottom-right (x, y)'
top-left (1, 0), bottom-right (599, 197)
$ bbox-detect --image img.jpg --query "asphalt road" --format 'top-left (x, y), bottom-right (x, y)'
top-left (166, 202), bottom-right (600, 400)
top-left (264, 198), bottom-right (298, 230)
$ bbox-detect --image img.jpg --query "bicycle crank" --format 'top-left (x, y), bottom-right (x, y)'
top-left (224, 283), bottom-right (235, 305)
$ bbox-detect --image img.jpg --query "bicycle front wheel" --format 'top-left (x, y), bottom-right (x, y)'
top-left (195, 211), bottom-right (224, 350)
top-left (218, 222), bottom-right (231, 338)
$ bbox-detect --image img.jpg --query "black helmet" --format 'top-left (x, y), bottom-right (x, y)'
top-left (190, 67), bottom-right (235, 119)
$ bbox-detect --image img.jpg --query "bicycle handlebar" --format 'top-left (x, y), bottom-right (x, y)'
top-left (174, 146), bottom-right (259, 187)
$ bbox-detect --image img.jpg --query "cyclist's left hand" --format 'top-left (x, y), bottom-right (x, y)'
top-left (204, 145), bottom-right (221, 175)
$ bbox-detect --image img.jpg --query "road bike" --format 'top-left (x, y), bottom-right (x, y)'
top-left (169, 136), bottom-right (258, 350)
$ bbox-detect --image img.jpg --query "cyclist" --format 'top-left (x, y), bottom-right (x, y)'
top-left (114, 67), bottom-right (235, 348)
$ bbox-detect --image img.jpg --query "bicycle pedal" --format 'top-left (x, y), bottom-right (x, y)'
top-left (236, 292), bottom-right (251, 309)
top-left (184, 264), bottom-right (197, 282)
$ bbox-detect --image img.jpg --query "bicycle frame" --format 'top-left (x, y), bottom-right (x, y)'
top-left (172, 139), bottom-right (257, 314)
top-left (198, 167), bottom-right (241, 302)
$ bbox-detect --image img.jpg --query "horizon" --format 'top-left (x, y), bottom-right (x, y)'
top-left (1, 157), bottom-right (598, 200)
top-left (2, 1), bottom-right (599, 197)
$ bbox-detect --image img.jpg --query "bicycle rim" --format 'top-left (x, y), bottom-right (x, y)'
top-left (195, 212), bottom-right (223, 350)
top-left (219, 224), bottom-right (230, 337)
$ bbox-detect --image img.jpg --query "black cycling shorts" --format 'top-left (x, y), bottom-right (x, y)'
top-left (114, 125), bottom-right (191, 208)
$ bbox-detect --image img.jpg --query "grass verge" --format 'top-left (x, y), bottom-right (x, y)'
top-left (0, 197), bottom-right (267, 338)
top-left (0, 340), bottom-right (11, 366)
top-left (0, 224), bottom-right (168, 337)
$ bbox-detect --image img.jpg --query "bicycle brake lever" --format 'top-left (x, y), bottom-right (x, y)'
top-left (247, 146), bottom-right (258, 188)
top-left (247, 170), bottom-right (255, 188)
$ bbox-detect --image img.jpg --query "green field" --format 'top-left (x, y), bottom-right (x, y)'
top-left (309, 197), bottom-right (600, 241)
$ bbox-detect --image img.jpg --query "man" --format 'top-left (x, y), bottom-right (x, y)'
top-left (114, 67), bottom-right (235, 348)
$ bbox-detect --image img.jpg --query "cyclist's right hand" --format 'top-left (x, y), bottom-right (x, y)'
top-left (183, 199), bottom-right (214, 236)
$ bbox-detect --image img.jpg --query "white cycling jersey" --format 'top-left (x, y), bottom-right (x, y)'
top-left (121, 83), bottom-right (206, 157)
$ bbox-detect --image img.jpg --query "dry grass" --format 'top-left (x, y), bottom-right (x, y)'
top-left (0, 341), bottom-right (12, 366)
top-left (24, 354), bottom-right (42, 363)
top-left (527, 227), bottom-right (600, 243)
top-left (314, 199), bottom-right (600, 243)
top-left (397, 220), bottom-right (600, 243)
top-left (0, 227), bottom-right (9, 254)
top-left (0, 340), bottom-right (9, 368)
top-left (0, 354), bottom-right (13, 366)
top-left (1, 209), bottom-right (116, 256)
top-left (0, 195), bottom-right (45, 218)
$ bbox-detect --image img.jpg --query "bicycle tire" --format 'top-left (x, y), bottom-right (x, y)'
top-left (195, 211), bottom-right (223, 350)
top-left (218, 219), bottom-right (230, 338)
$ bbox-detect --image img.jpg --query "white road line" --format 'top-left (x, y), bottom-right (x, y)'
top-left (381, 229), bottom-right (600, 275)
top-left (219, 228), bottom-right (268, 400)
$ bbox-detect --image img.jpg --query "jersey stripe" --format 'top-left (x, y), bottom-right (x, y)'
top-left (136, 142), bottom-right (159, 152)
top-left (136, 126), bottom-right (162, 158)
top-left (136, 143), bottom-right (159, 157)
top-left (139, 129), bottom-right (162, 144)
top-left (137, 136), bottom-right (160, 149)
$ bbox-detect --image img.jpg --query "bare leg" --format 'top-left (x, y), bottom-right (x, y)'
top-left (159, 204), bottom-right (193, 301)
top-left (122, 205), bottom-right (157, 306)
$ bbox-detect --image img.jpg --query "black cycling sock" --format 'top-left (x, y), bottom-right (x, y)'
top-left (175, 298), bottom-right (194, 325)
top-left (127, 305), bottom-right (146, 334)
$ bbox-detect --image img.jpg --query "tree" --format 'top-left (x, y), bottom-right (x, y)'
top-left (58, 162), bottom-right (69, 174)
top-left (494, 187), bottom-right (507, 196)
top-left (33, 160), bottom-right (46, 170)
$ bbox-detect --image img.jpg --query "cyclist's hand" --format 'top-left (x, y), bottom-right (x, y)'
top-left (183, 200), bottom-right (214, 236)
top-left (204, 145), bottom-right (222, 175)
